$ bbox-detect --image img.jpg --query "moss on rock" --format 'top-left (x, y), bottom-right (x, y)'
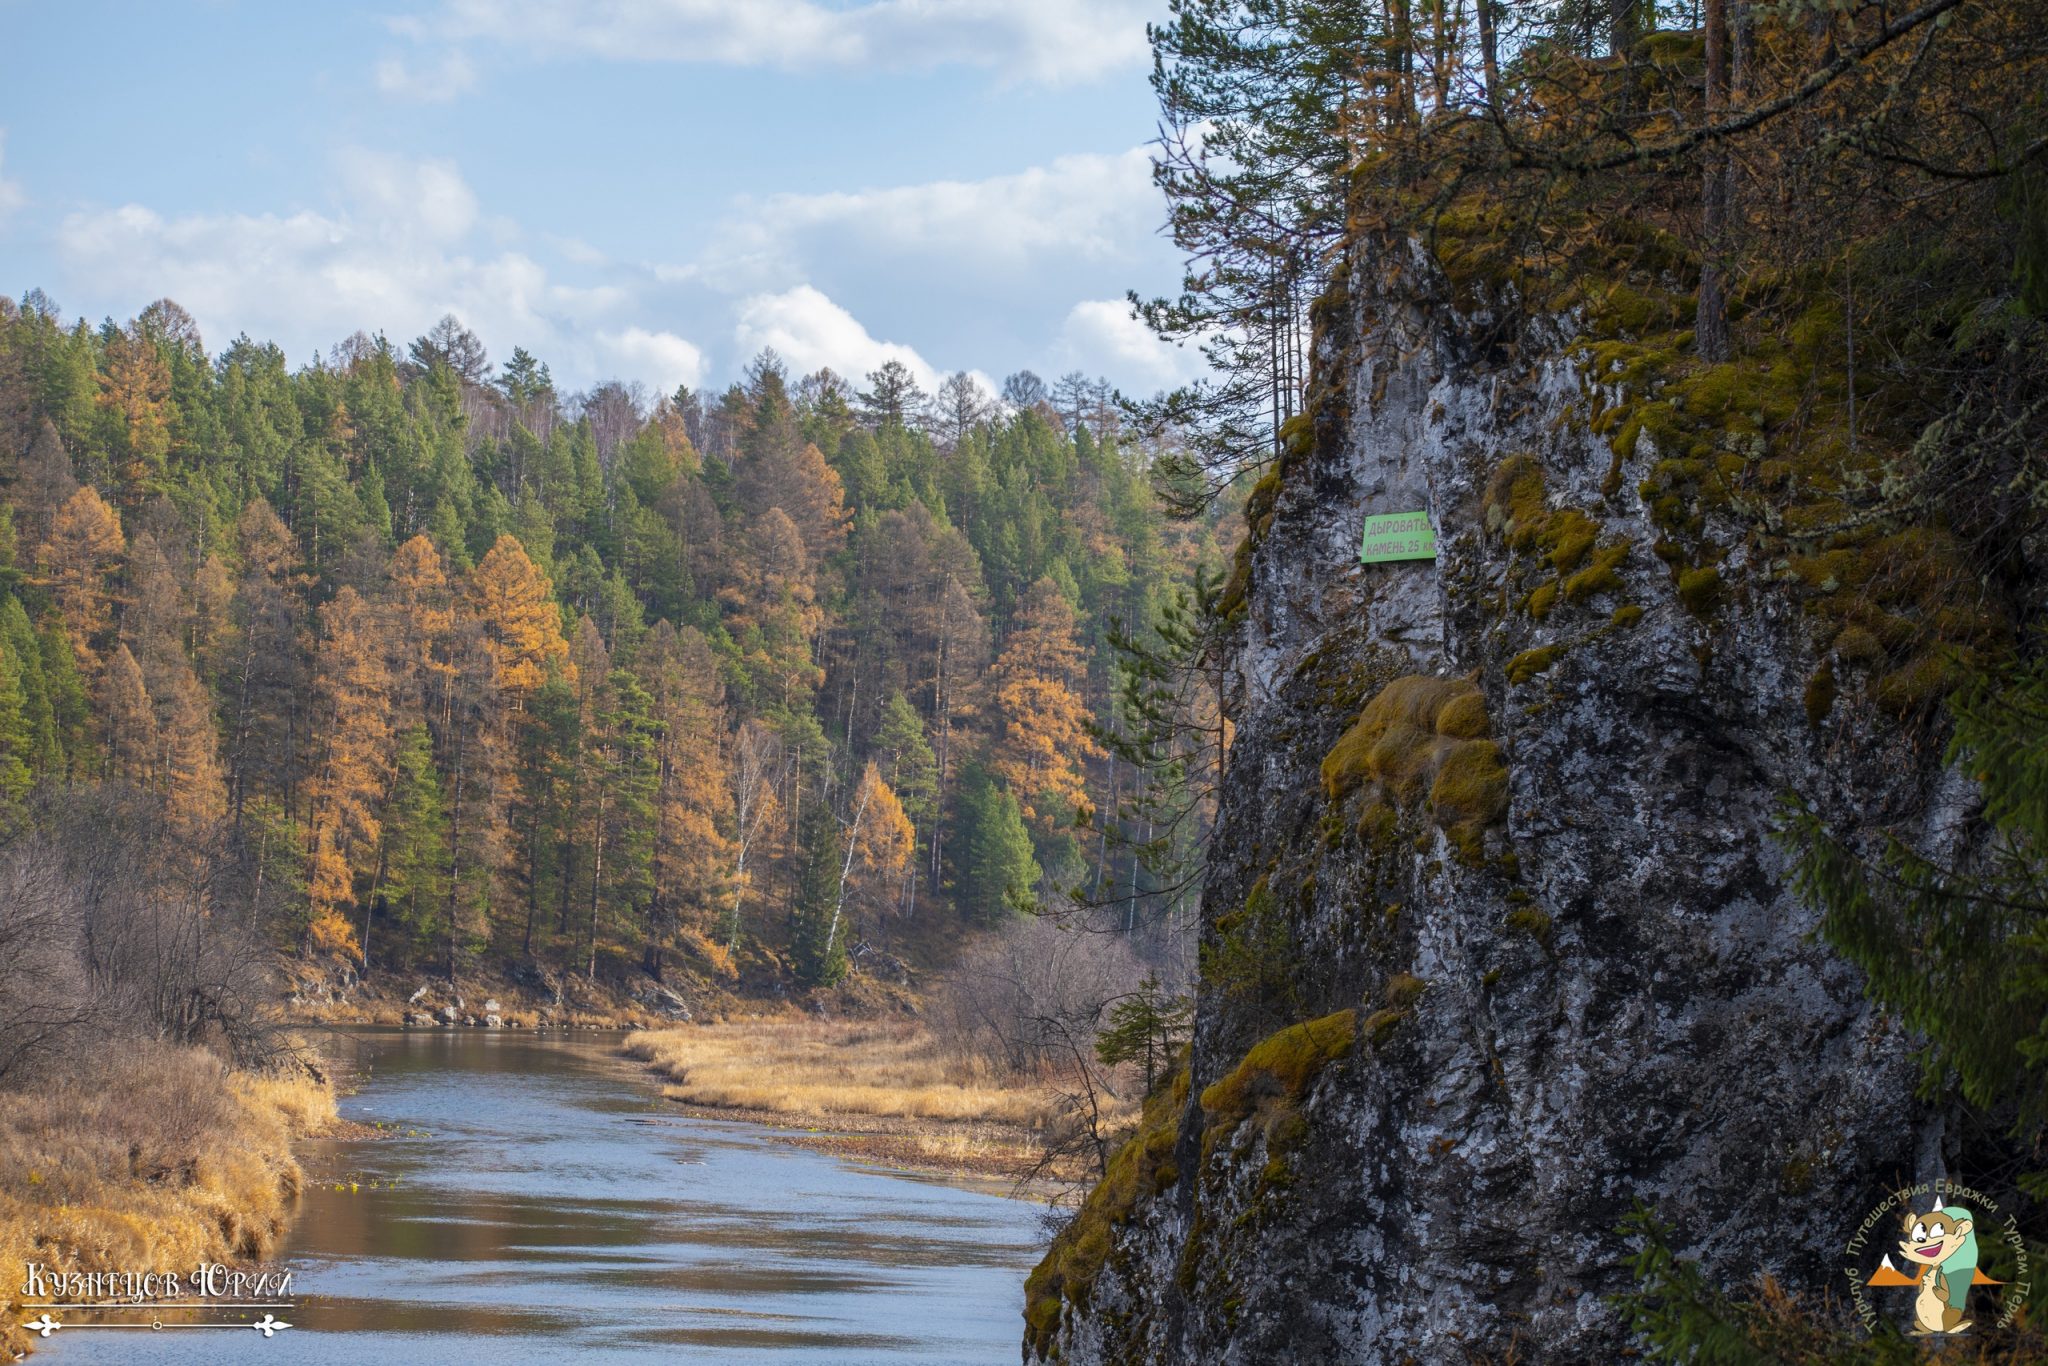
top-left (1024, 1067), bottom-right (1189, 1358)
top-left (1677, 564), bottom-right (1722, 615)
top-left (1507, 645), bottom-right (1562, 685)
top-left (1322, 676), bottom-right (1510, 861)
top-left (1200, 1010), bottom-right (1358, 1140)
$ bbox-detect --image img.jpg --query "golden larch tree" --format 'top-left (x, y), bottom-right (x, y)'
top-left (304, 587), bottom-right (396, 957)
top-left (470, 534), bottom-right (572, 702)
top-left (100, 641), bottom-right (156, 785)
top-left (124, 532), bottom-right (227, 832)
top-left (383, 533), bottom-right (456, 719)
top-left (97, 327), bottom-right (173, 504)
top-left (987, 575), bottom-right (1103, 832)
top-left (41, 485), bottom-right (126, 675)
top-left (637, 621), bottom-right (735, 975)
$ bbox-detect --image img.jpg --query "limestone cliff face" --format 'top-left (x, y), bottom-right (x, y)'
top-left (1028, 234), bottom-right (1947, 1363)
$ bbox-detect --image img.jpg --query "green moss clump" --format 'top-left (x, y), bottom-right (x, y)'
top-left (1383, 972), bottom-right (1427, 1010)
top-left (1360, 1007), bottom-right (1407, 1047)
top-left (1804, 658), bottom-right (1837, 725)
top-left (1505, 908), bottom-right (1554, 944)
top-left (1640, 29), bottom-right (1705, 66)
top-left (1483, 454), bottom-right (1548, 543)
top-left (1525, 579), bottom-right (1560, 620)
top-left (1323, 676), bottom-right (1510, 859)
top-left (1563, 542), bottom-right (1631, 602)
top-left (1434, 690), bottom-right (1489, 740)
top-left (1872, 653), bottom-right (1960, 716)
top-left (1243, 468), bottom-right (1283, 530)
top-left (1677, 565), bottom-right (1722, 615)
top-left (1507, 645), bottom-right (1562, 685)
top-left (1430, 740), bottom-right (1509, 862)
top-left (1200, 1009), bottom-right (1358, 1146)
top-left (1832, 625), bottom-right (1882, 664)
top-left (1321, 675), bottom-right (1474, 801)
top-left (1546, 507), bottom-right (1599, 571)
top-left (1277, 412), bottom-right (1315, 463)
top-left (1356, 800), bottom-right (1398, 846)
top-left (1024, 1066), bottom-right (1189, 1357)
top-left (1611, 604), bottom-right (1645, 628)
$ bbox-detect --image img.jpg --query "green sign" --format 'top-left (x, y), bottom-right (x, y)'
top-left (1359, 510), bottom-right (1437, 564)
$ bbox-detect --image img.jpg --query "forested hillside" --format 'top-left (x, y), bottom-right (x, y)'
top-left (0, 303), bottom-right (1222, 992)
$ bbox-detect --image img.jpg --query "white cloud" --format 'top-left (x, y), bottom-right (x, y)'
top-left (55, 149), bottom-right (695, 395)
top-left (0, 129), bottom-right (25, 224)
top-left (1056, 298), bottom-right (1202, 390)
top-left (597, 327), bottom-right (705, 395)
top-left (734, 285), bottom-right (942, 391)
top-left (374, 48), bottom-right (478, 103)
top-left (408, 0), bottom-right (1153, 86)
top-left (683, 146), bottom-right (1160, 296)
top-left (332, 148), bottom-right (478, 242)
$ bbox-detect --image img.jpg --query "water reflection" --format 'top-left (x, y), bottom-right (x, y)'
top-left (48, 1030), bottom-right (1042, 1364)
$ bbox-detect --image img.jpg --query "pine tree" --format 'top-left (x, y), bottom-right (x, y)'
top-left (789, 784), bottom-right (848, 988)
top-left (515, 669), bottom-right (578, 956)
top-left (1094, 975), bottom-right (1193, 1090)
top-left (0, 596), bottom-right (61, 778)
top-left (585, 664), bottom-right (659, 979)
top-left (874, 690), bottom-right (938, 911)
top-left (0, 628), bottom-right (35, 824)
top-left (37, 621), bottom-right (89, 775)
top-left (956, 765), bottom-right (1040, 924)
top-left (377, 723), bottom-right (450, 963)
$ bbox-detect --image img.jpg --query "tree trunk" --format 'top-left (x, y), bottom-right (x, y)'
top-left (1476, 0), bottom-right (1501, 114)
top-left (1698, 0), bottom-right (1732, 363)
top-left (444, 732), bottom-right (466, 980)
top-left (587, 778), bottom-right (608, 981)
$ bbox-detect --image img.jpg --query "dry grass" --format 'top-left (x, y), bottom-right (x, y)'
top-left (624, 1018), bottom-right (1056, 1126)
top-left (0, 1043), bottom-right (336, 1359)
top-left (622, 1018), bottom-right (1131, 1184)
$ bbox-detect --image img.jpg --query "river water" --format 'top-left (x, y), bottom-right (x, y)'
top-left (43, 1029), bottom-right (1043, 1364)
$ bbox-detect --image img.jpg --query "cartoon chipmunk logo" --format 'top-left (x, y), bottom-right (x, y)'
top-left (1866, 1199), bottom-right (2000, 1335)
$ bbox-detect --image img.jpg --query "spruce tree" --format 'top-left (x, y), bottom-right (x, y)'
top-left (380, 723), bottom-right (450, 962)
top-left (790, 792), bottom-right (848, 987)
top-left (957, 765), bottom-right (1040, 924)
top-left (1094, 975), bottom-right (1193, 1090)
top-left (1783, 650), bottom-right (2048, 1132)
top-left (0, 630), bottom-right (34, 824)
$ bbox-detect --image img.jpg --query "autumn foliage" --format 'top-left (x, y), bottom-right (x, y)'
top-left (0, 303), bottom-right (1222, 988)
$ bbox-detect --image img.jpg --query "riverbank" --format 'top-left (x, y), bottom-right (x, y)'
top-left (625, 1020), bottom-right (1109, 1188)
top-left (0, 1044), bottom-right (337, 1359)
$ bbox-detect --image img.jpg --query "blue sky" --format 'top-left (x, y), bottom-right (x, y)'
top-left (0, 0), bottom-right (1199, 399)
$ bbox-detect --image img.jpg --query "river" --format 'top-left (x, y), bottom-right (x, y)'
top-left (43, 1029), bottom-right (1043, 1364)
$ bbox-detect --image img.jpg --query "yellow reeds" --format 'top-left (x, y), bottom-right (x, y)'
top-left (623, 1019), bottom-right (1056, 1128)
top-left (0, 1043), bottom-right (336, 1358)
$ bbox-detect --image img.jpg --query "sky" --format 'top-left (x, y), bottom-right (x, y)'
top-left (0, 0), bottom-right (1201, 402)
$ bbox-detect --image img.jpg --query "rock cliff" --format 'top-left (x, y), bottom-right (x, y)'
top-left (1023, 228), bottom-right (1976, 1362)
